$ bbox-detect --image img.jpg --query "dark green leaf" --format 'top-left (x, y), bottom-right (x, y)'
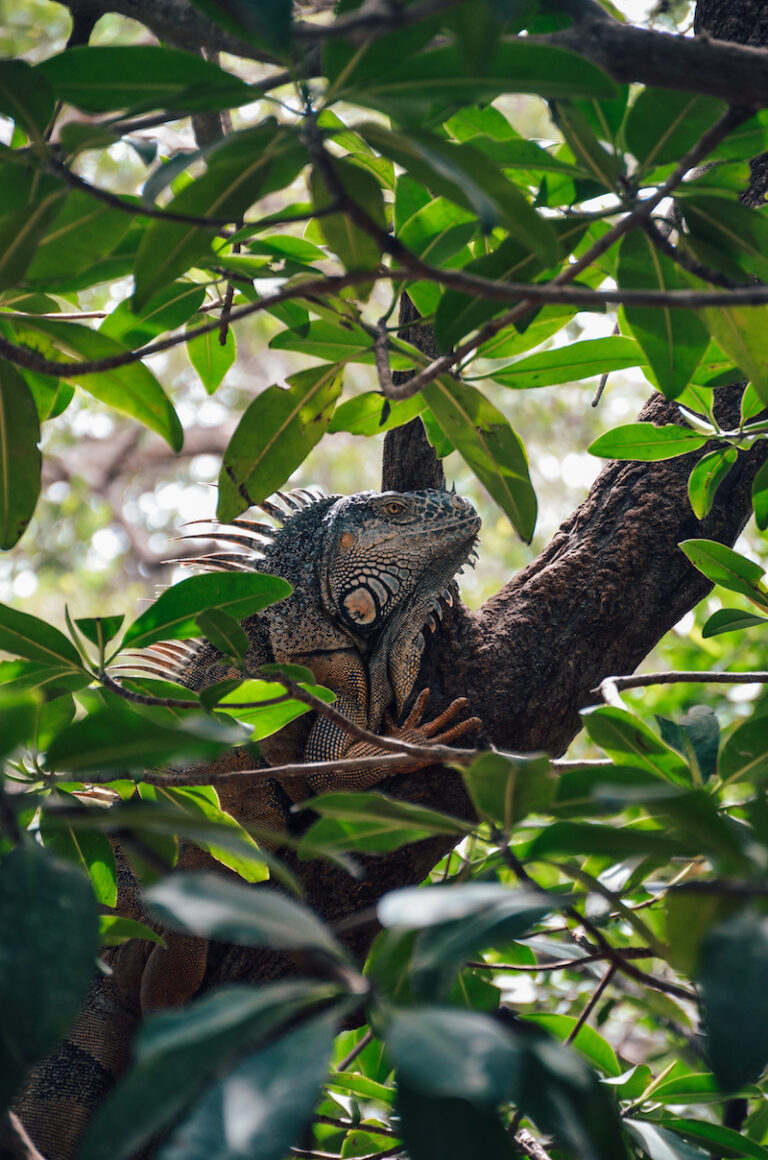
top-left (424, 377), bottom-right (536, 541)
top-left (76, 980), bottom-right (338, 1160)
top-left (2, 316), bottom-right (183, 451)
top-left (0, 359), bottom-right (41, 549)
top-left (626, 1120), bottom-right (709, 1160)
top-left (665, 890), bottom-right (737, 975)
top-left (0, 658), bottom-right (90, 699)
top-left (0, 190), bottom-right (66, 293)
top-left (688, 447), bottom-right (738, 519)
top-left (215, 677), bottom-right (335, 741)
top-left (185, 0), bottom-right (292, 53)
top-left (680, 195), bottom-right (768, 284)
top-left (39, 807), bottom-right (117, 906)
top-left (752, 457), bottom-right (768, 531)
top-left (702, 608), bottom-right (768, 637)
top-left (527, 820), bottom-right (694, 861)
top-left (74, 615), bottom-right (125, 650)
top-left (187, 323), bottom-right (235, 394)
top-left (700, 304), bottom-right (768, 406)
top-left (462, 751), bottom-right (553, 830)
top-left (310, 157), bottom-right (386, 286)
top-left (0, 691), bottom-right (38, 758)
top-left (618, 230), bottom-right (708, 399)
top-left (195, 608), bottom-right (248, 663)
top-left (0, 60), bottom-right (54, 140)
top-left (657, 705), bottom-right (720, 783)
top-left (719, 713), bottom-right (768, 785)
top-left (490, 337), bottom-right (644, 390)
top-left (0, 842), bottom-right (99, 1110)
top-left (581, 705), bottom-right (691, 783)
top-left (551, 100), bottom-right (620, 188)
top-left (387, 1007), bottom-right (521, 1103)
top-left (298, 791), bottom-right (468, 856)
top-left (657, 1117), bottom-right (768, 1159)
top-left (99, 915), bottom-right (166, 947)
top-left (398, 1082), bottom-right (513, 1160)
top-left (679, 539), bottom-right (768, 607)
top-left (24, 191), bottom-right (132, 284)
top-left (360, 122), bottom-right (558, 259)
top-left (101, 283), bottom-right (206, 347)
top-left (44, 706), bottom-right (247, 773)
top-left (0, 602), bottom-right (83, 669)
top-left (699, 910), bottom-right (768, 1090)
top-left (156, 1009), bottom-right (338, 1160)
top-left (270, 320), bottom-right (412, 369)
top-left (523, 1014), bottom-right (621, 1076)
top-left (146, 873), bottom-right (345, 957)
top-left (36, 45), bottom-right (253, 114)
top-left (588, 422), bottom-right (709, 461)
top-left (122, 572), bottom-right (290, 650)
top-left (626, 90), bottom-right (725, 171)
top-left (217, 365), bottom-right (343, 522)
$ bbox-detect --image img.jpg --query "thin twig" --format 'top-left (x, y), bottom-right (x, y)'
top-left (566, 963), bottom-right (617, 1044)
top-left (594, 670), bottom-right (768, 702)
top-left (466, 948), bottom-right (654, 972)
top-left (641, 218), bottom-right (746, 290)
top-left (514, 1128), bottom-right (554, 1160)
top-left (336, 1029), bottom-right (374, 1071)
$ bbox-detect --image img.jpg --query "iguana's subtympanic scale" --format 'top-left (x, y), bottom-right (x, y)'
top-left (14, 487), bottom-right (482, 1160)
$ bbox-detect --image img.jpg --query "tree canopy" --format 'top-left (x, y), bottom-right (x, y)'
top-left (3, 2), bottom-right (768, 1160)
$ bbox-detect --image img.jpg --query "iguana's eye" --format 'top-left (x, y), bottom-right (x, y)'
top-left (384, 501), bottom-right (405, 515)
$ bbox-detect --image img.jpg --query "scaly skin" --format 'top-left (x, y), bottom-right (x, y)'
top-left (14, 488), bottom-right (482, 1160)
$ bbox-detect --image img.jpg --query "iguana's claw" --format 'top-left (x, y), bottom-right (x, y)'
top-left (386, 687), bottom-right (482, 746)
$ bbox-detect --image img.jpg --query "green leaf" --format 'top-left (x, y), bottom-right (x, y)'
top-left (679, 539), bottom-right (768, 607)
top-left (340, 41), bottom-right (616, 122)
top-left (490, 337), bottom-right (645, 390)
top-left (588, 422), bottom-right (709, 461)
top-left (99, 915), bottom-right (166, 948)
top-left (0, 359), bottom-right (41, 549)
top-left (680, 194), bottom-right (768, 285)
top-left (146, 873), bottom-right (346, 957)
top-left (146, 785), bottom-right (269, 885)
top-left (551, 100), bottom-right (620, 188)
top-left (35, 45), bottom-right (254, 114)
top-left (101, 283), bottom-right (206, 347)
top-left (752, 458), bottom-right (768, 531)
top-left (217, 365), bottom-right (343, 522)
top-left (386, 1006), bottom-right (521, 1103)
top-left (626, 1120), bottom-right (709, 1160)
top-left (665, 890), bottom-right (736, 975)
top-left (187, 323), bottom-right (236, 394)
top-left (661, 1119), bottom-right (768, 1160)
top-left (122, 572), bottom-right (290, 651)
top-left (719, 712), bottom-right (768, 785)
top-left (24, 190), bottom-right (132, 285)
top-left (462, 751), bottom-right (553, 830)
top-left (360, 123), bottom-right (558, 259)
top-left (700, 304), bottom-right (768, 406)
top-left (185, 0), bottom-right (292, 53)
top-left (329, 392), bottom-right (425, 436)
top-left (618, 230), bottom-right (708, 399)
top-left (2, 316), bottom-right (183, 451)
top-left (523, 1014), bottom-right (622, 1077)
top-left (298, 791), bottom-right (469, 857)
top-left (195, 608), bottom-right (248, 663)
top-left (0, 59), bottom-right (54, 140)
top-left (581, 705), bottom-right (691, 783)
top-left (0, 842), bottom-right (100, 1110)
top-left (0, 190), bottom-right (66, 293)
top-left (0, 691), bottom-right (38, 758)
top-left (215, 677), bottom-right (335, 741)
top-left (526, 820), bottom-right (694, 861)
top-left (699, 910), bottom-right (768, 1090)
top-left (74, 615), bottom-right (125, 651)
top-left (44, 706), bottom-right (247, 774)
top-left (310, 157), bottom-right (386, 286)
top-left (156, 1009), bottom-right (339, 1160)
top-left (626, 90), bottom-right (725, 172)
top-left (687, 447), bottom-right (738, 519)
top-left (424, 377), bottom-right (536, 541)
top-left (657, 705), bottom-right (720, 783)
top-left (270, 320), bottom-right (412, 369)
top-left (702, 608), bottom-right (768, 637)
top-left (133, 122), bottom-right (305, 306)
top-left (397, 1082), bottom-right (514, 1160)
top-left (0, 602), bottom-right (83, 669)
top-left (76, 980), bottom-right (338, 1160)
top-left (39, 807), bottom-right (117, 906)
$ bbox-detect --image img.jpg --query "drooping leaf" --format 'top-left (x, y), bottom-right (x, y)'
top-left (523, 1014), bottom-right (622, 1077)
top-left (0, 189), bottom-right (66, 293)
top-left (329, 391), bottom-right (425, 436)
top-left (752, 458), bottom-right (768, 531)
top-left (618, 230), bottom-right (708, 399)
top-left (146, 873), bottom-right (346, 958)
top-left (35, 45), bottom-right (254, 114)
top-left (0, 691), bottom-right (38, 758)
top-left (0, 842), bottom-right (100, 1110)
top-left (194, 609), bottom-right (248, 664)
top-left (24, 191), bottom-right (133, 285)
top-left (719, 712), bottom-right (768, 785)
top-left (214, 677), bottom-right (335, 740)
top-left (687, 447), bottom-right (738, 519)
top-left (679, 194), bottom-right (768, 285)
top-left (581, 705), bottom-right (691, 783)
top-left (122, 572), bottom-right (290, 651)
top-left (698, 910), bottom-right (768, 1090)
top-left (588, 422), bottom-right (709, 461)
top-left (700, 304), bottom-right (768, 406)
top-left (101, 283), bottom-right (206, 347)
top-left (44, 706), bottom-right (248, 774)
top-left (0, 602), bottom-right (83, 669)
top-left (99, 915), bottom-right (166, 948)
top-left (462, 751), bottom-right (553, 830)
top-left (217, 365), bottom-right (343, 522)
top-left (298, 791), bottom-right (469, 857)
top-left (186, 323), bottom-right (236, 394)
top-left (679, 539), bottom-right (768, 608)
top-left (0, 359), bottom-right (41, 549)
top-left (626, 89), bottom-right (725, 172)
top-left (424, 377), bottom-right (536, 541)
top-left (550, 100), bottom-right (620, 188)
top-left (702, 607), bottom-right (768, 637)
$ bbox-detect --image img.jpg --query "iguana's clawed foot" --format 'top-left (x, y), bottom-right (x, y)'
top-left (385, 687), bottom-right (482, 748)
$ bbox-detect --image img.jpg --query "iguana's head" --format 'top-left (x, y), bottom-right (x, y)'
top-left (320, 489), bottom-right (481, 637)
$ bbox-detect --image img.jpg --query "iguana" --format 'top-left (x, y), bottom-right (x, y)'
top-left (12, 486), bottom-right (482, 1160)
